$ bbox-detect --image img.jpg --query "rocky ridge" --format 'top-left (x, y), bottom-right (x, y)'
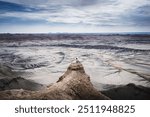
top-left (0, 61), bottom-right (109, 100)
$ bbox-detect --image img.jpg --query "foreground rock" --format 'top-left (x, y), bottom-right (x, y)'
top-left (0, 62), bottom-right (109, 100)
top-left (0, 77), bottom-right (44, 91)
top-left (102, 83), bottom-right (150, 100)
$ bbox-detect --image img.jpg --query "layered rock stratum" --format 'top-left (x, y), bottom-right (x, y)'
top-left (0, 61), bottom-right (109, 100)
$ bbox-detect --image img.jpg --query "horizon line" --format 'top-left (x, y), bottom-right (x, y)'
top-left (0, 32), bottom-right (150, 35)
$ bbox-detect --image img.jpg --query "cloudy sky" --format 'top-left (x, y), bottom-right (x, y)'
top-left (0, 0), bottom-right (150, 33)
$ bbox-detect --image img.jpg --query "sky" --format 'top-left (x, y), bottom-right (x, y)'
top-left (0, 0), bottom-right (150, 33)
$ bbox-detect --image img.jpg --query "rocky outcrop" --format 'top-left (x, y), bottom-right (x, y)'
top-left (0, 77), bottom-right (44, 91)
top-left (0, 62), bottom-right (109, 100)
top-left (102, 83), bottom-right (150, 100)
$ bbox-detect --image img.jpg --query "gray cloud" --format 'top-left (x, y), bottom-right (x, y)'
top-left (120, 4), bottom-right (150, 26)
top-left (0, 0), bottom-right (116, 8)
top-left (0, 0), bottom-right (150, 32)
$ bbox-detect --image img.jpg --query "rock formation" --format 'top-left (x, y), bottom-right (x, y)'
top-left (0, 61), bottom-right (109, 100)
top-left (102, 83), bottom-right (150, 100)
top-left (0, 77), bottom-right (44, 91)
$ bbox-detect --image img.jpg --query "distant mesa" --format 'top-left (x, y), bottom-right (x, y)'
top-left (0, 61), bottom-right (109, 100)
